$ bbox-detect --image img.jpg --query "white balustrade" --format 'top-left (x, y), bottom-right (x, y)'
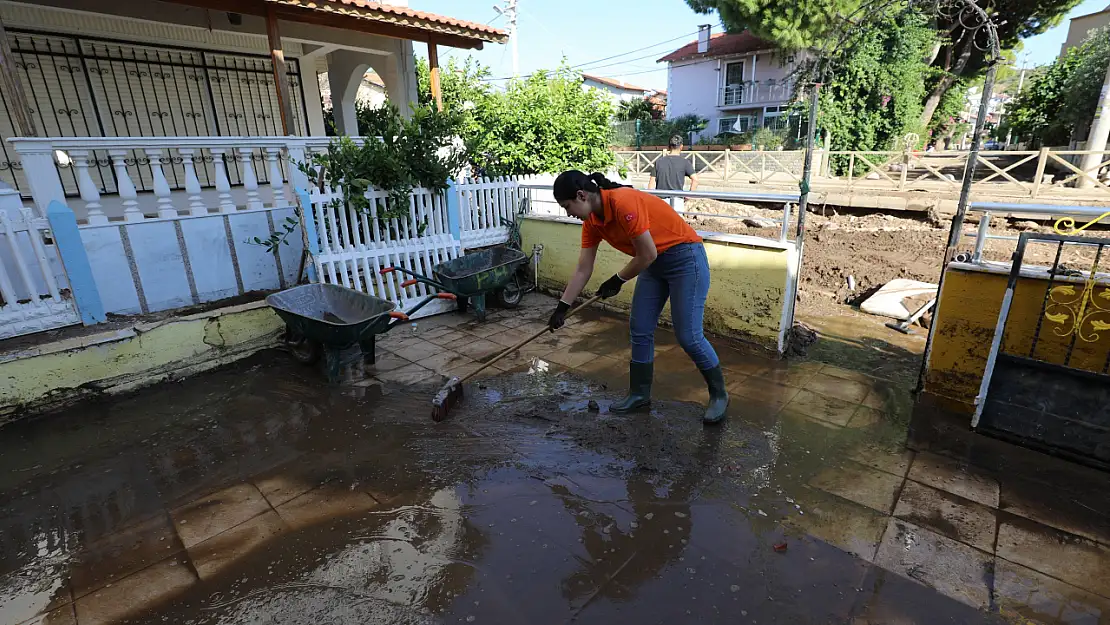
top-left (238, 147), bottom-right (262, 211)
top-left (178, 148), bottom-right (206, 216)
top-left (8, 136), bottom-right (371, 223)
top-left (69, 150), bottom-right (106, 225)
top-left (145, 148), bottom-right (176, 218)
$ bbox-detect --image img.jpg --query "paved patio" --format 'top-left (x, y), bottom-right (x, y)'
top-left (1, 293), bottom-right (1108, 624)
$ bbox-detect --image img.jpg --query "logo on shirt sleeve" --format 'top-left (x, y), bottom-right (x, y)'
top-left (625, 214), bottom-right (634, 221)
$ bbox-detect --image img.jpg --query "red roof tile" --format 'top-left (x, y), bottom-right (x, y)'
top-left (657, 31), bottom-right (776, 63)
top-left (581, 73), bottom-right (653, 93)
top-left (268, 0), bottom-right (508, 43)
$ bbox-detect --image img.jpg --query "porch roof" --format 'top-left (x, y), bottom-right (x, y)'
top-left (165, 0), bottom-right (508, 49)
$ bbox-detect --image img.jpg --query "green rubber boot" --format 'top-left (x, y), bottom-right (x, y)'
top-left (610, 361), bottom-right (653, 414)
top-left (700, 365), bottom-right (730, 424)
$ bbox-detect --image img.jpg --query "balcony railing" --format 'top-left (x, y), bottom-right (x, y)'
top-left (718, 80), bottom-right (792, 108)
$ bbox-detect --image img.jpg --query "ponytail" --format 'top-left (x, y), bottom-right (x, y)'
top-left (552, 170), bottom-right (628, 202)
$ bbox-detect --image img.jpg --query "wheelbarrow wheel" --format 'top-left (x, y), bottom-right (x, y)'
top-left (285, 329), bottom-right (322, 365)
top-left (494, 277), bottom-right (524, 309)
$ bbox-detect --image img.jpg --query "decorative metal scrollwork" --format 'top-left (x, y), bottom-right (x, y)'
top-left (15, 61), bottom-right (36, 70)
top-left (185, 112), bottom-right (204, 120)
top-left (56, 64), bottom-right (82, 74)
top-left (0, 160), bottom-right (23, 171)
top-left (56, 108), bottom-right (81, 117)
top-left (1054, 212), bottom-right (1110, 235)
top-left (88, 67), bottom-right (112, 76)
top-left (150, 111), bottom-right (170, 119)
top-left (113, 110), bottom-right (134, 117)
top-left (127, 70), bottom-right (149, 77)
top-left (1044, 275), bottom-right (1110, 343)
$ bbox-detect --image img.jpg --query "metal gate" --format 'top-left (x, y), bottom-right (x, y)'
top-left (0, 30), bottom-right (309, 197)
top-left (974, 232), bottom-right (1110, 467)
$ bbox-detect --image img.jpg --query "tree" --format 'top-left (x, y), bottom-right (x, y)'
top-left (809, 10), bottom-right (939, 155)
top-left (616, 98), bottom-right (656, 122)
top-left (1007, 27), bottom-right (1110, 146)
top-left (686, 0), bottom-right (860, 50)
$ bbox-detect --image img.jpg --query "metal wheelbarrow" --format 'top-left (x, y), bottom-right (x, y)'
top-left (380, 247), bottom-right (528, 322)
top-left (266, 283), bottom-right (455, 382)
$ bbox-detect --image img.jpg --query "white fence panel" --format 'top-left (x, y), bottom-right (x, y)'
top-left (0, 208), bottom-right (80, 339)
top-left (79, 206), bottom-right (302, 315)
top-left (457, 176), bottom-right (525, 249)
top-left (309, 187), bottom-right (461, 320)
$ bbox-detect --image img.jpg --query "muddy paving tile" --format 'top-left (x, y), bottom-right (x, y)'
top-left (783, 389), bottom-right (860, 426)
top-left (997, 515), bottom-right (1110, 598)
top-left (17, 604), bottom-right (76, 625)
top-left (874, 518), bottom-right (994, 610)
top-left (363, 351), bottom-right (412, 374)
top-left (907, 451), bottom-right (1000, 508)
top-left (847, 406), bottom-right (886, 428)
top-left (730, 378), bottom-right (801, 410)
top-left (415, 350), bottom-right (473, 375)
top-left (999, 476), bottom-right (1110, 546)
top-left (787, 486), bottom-right (889, 562)
top-left (805, 371), bottom-right (874, 403)
top-left (274, 484), bottom-right (379, 530)
top-left (170, 483), bottom-right (271, 548)
top-left (893, 480), bottom-right (998, 553)
top-left (818, 364), bottom-right (878, 385)
top-left (187, 509), bottom-right (287, 581)
top-left (543, 348), bottom-right (601, 369)
top-left (751, 360), bottom-right (823, 387)
top-left (454, 338), bottom-right (506, 361)
top-left (253, 472), bottom-right (315, 508)
top-left (69, 513), bottom-right (185, 599)
top-left (389, 339), bottom-right (441, 363)
top-left (809, 460), bottom-right (905, 514)
top-left (487, 328), bottom-right (535, 348)
top-left (73, 553), bottom-right (196, 625)
top-left (993, 557), bottom-right (1110, 623)
top-left (848, 445), bottom-right (915, 478)
top-left (424, 329), bottom-right (467, 346)
top-left (375, 363), bottom-right (438, 385)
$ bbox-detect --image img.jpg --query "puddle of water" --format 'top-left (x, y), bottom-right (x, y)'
top-left (0, 352), bottom-right (1032, 625)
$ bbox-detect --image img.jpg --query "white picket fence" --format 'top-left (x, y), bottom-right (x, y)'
top-left (0, 208), bottom-right (79, 339)
top-left (307, 187), bottom-right (462, 320)
top-left (455, 176), bottom-right (526, 249)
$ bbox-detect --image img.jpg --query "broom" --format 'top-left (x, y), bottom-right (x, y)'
top-left (431, 296), bottom-right (601, 421)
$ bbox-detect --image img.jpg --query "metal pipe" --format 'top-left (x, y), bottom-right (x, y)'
top-left (972, 210), bottom-right (991, 262)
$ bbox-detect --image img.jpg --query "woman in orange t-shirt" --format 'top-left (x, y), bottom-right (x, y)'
top-left (546, 171), bottom-right (728, 425)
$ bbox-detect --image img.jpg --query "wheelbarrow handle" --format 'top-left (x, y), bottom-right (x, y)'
top-left (389, 311), bottom-right (409, 321)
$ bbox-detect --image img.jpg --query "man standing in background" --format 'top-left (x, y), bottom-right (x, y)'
top-left (648, 134), bottom-right (698, 212)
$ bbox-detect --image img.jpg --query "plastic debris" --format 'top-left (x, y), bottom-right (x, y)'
top-left (773, 541), bottom-right (788, 552)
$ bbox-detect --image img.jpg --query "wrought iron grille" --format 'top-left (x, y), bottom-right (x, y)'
top-left (0, 30), bottom-right (310, 197)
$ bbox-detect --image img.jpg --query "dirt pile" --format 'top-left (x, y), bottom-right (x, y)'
top-left (683, 198), bottom-right (1078, 317)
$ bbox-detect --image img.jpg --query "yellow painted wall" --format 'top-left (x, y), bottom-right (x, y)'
top-left (926, 265), bottom-right (1110, 410)
top-left (1, 303), bottom-right (284, 420)
top-left (521, 217), bottom-right (792, 350)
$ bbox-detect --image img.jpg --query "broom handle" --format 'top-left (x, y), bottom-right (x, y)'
top-left (459, 296), bottom-right (602, 384)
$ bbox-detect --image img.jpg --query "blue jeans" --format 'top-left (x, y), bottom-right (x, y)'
top-left (629, 242), bottom-right (720, 370)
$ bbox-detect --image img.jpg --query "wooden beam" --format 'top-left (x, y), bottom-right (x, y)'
top-left (266, 7), bottom-right (296, 135)
top-left (0, 16), bottom-right (35, 136)
top-left (428, 39), bottom-right (443, 112)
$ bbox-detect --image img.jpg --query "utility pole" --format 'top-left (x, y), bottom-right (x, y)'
top-left (494, 0), bottom-right (519, 77)
top-left (1077, 57), bottom-right (1110, 188)
top-left (1003, 62), bottom-right (1027, 148)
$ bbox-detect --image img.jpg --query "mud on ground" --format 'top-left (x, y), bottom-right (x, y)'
top-left (684, 198), bottom-right (1106, 318)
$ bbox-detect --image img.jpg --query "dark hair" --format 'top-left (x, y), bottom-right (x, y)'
top-left (552, 170), bottom-right (628, 202)
top-left (668, 134), bottom-right (683, 150)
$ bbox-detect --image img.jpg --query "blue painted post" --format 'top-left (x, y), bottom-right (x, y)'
top-left (445, 179), bottom-right (462, 242)
top-left (295, 188), bottom-right (319, 282)
top-left (46, 200), bottom-right (106, 325)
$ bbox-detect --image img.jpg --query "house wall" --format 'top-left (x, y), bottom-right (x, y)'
top-left (1060, 10), bottom-right (1110, 56)
top-left (666, 52), bottom-right (795, 140)
top-left (581, 78), bottom-right (643, 104)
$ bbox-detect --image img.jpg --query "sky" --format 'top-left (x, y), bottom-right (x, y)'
top-left (411, 0), bottom-right (1109, 89)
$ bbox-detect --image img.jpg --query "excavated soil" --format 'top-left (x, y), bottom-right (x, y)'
top-left (683, 198), bottom-right (1106, 317)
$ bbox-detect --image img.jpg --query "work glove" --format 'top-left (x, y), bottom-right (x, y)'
top-left (597, 274), bottom-right (627, 299)
top-left (548, 300), bottom-right (571, 331)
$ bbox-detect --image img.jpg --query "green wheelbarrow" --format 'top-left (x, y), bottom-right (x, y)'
top-left (381, 247), bottom-right (528, 322)
top-left (267, 283), bottom-right (456, 382)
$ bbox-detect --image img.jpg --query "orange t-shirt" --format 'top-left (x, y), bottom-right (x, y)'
top-left (581, 187), bottom-right (702, 256)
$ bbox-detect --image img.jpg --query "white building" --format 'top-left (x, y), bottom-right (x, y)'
top-left (581, 74), bottom-right (653, 104)
top-left (659, 27), bottom-right (799, 141)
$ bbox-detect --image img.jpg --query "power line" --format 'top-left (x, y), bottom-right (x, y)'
top-left (480, 24), bottom-right (721, 82)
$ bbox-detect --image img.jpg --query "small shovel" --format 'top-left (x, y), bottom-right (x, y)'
top-left (885, 298), bottom-right (936, 335)
top-left (431, 296), bottom-right (601, 421)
